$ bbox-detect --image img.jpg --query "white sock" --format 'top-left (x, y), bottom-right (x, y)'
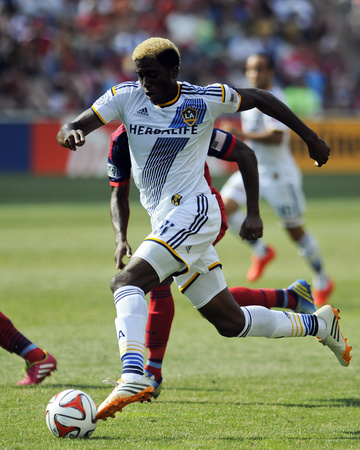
top-left (249, 239), bottom-right (268, 258)
top-left (296, 232), bottom-right (330, 290)
top-left (297, 232), bottom-right (319, 264)
top-left (114, 286), bottom-right (148, 381)
top-left (312, 272), bottom-right (330, 291)
top-left (238, 305), bottom-right (322, 338)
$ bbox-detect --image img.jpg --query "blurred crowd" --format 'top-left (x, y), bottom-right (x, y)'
top-left (1, 0), bottom-right (360, 118)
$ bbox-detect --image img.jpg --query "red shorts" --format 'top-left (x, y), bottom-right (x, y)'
top-left (203, 162), bottom-right (228, 246)
top-left (212, 186), bottom-right (228, 246)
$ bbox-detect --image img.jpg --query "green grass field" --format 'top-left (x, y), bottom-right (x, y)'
top-left (0, 175), bottom-right (360, 449)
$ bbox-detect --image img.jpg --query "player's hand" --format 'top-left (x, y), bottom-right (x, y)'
top-left (115, 241), bottom-right (132, 270)
top-left (57, 128), bottom-right (86, 151)
top-left (240, 214), bottom-right (263, 241)
top-left (307, 137), bottom-right (330, 167)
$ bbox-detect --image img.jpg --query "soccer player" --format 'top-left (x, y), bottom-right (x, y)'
top-left (57, 37), bottom-right (351, 421)
top-left (0, 311), bottom-right (57, 385)
top-left (108, 124), bottom-right (317, 397)
top-left (219, 53), bottom-right (334, 306)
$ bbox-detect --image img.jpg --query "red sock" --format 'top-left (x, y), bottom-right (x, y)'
top-left (229, 287), bottom-right (297, 310)
top-left (0, 312), bottom-right (37, 356)
top-left (23, 347), bottom-right (46, 364)
top-left (144, 285), bottom-right (174, 381)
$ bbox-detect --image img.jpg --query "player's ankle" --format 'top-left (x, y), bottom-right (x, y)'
top-left (23, 347), bottom-right (46, 364)
top-left (144, 368), bottom-right (162, 383)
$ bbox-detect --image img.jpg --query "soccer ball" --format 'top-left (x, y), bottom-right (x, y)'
top-left (45, 389), bottom-right (98, 438)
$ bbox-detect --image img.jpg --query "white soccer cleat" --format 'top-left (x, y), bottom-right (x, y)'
top-left (96, 375), bottom-right (154, 421)
top-left (314, 305), bottom-right (352, 366)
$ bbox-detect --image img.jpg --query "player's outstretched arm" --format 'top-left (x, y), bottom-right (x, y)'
top-left (226, 139), bottom-right (263, 241)
top-left (235, 88), bottom-right (330, 167)
top-left (57, 108), bottom-right (104, 151)
top-left (111, 185), bottom-right (132, 269)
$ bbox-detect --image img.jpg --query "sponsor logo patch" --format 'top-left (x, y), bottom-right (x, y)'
top-left (171, 193), bottom-right (182, 206)
top-left (137, 107), bottom-right (149, 116)
top-left (107, 163), bottom-right (118, 178)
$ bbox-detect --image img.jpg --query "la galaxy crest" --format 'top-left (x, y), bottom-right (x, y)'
top-left (169, 98), bottom-right (206, 128)
top-left (181, 106), bottom-right (197, 126)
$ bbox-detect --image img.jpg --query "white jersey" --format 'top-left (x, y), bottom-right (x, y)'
top-left (92, 81), bottom-right (241, 221)
top-left (240, 85), bottom-right (301, 186)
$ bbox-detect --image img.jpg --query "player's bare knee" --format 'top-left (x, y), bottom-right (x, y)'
top-left (197, 286), bottom-right (246, 336)
top-left (110, 256), bottom-right (161, 294)
top-left (215, 316), bottom-right (245, 337)
top-left (200, 303), bottom-right (246, 337)
top-left (110, 272), bottom-right (127, 293)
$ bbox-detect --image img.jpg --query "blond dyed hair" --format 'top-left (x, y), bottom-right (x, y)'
top-left (132, 37), bottom-right (181, 68)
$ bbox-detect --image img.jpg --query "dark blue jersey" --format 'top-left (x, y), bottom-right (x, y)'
top-left (107, 124), bottom-right (132, 186)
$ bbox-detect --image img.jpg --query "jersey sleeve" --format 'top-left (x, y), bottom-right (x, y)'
top-left (215, 83), bottom-right (242, 115)
top-left (108, 125), bottom-right (131, 187)
top-left (224, 84), bottom-right (242, 112)
top-left (91, 82), bottom-right (137, 124)
top-left (197, 82), bottom-right (241, 122)
top-left (207, 128), bottom-right (236, 160)
top-left (91, 88), bottom-right (120, 124)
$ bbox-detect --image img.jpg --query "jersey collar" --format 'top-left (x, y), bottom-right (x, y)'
top-left (157, 82), bottom-right (181, 108)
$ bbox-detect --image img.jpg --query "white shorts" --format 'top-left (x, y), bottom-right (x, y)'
top-left (220, 171), bottom-right (306, 228)
top-left (133, 192), bottom-right (226, 308)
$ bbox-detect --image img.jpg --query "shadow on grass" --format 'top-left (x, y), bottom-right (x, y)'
top-left (15, 382), bottom-right (360, 410)
top-left (40, 384), bottom-right (360, 409)
top-left (317, 397), bottom-right (360, 407)
top-left (157, 398), bottom-right (360, 409)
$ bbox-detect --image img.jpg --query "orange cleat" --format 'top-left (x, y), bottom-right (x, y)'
top-left (96, 376), bottom-right (154, 421)
top-left (247, 246), bottom-right (276, 282)
top-left (313, 279), bottom-right (334, 307)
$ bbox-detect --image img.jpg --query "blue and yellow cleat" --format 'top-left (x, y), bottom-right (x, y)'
top-left (288, 279), bottom-right (316, 314)
top-left (145, 373), bottom-right (163, 399)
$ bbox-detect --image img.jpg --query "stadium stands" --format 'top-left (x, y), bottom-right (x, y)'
top-left (0, 0), bottom-right (359, 118)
